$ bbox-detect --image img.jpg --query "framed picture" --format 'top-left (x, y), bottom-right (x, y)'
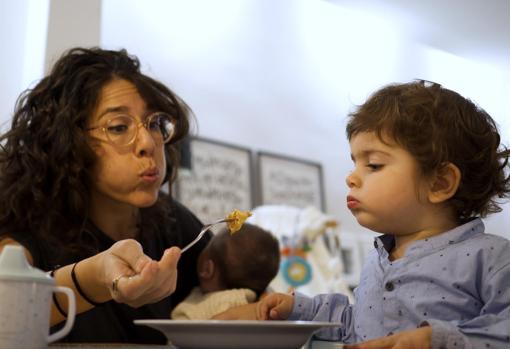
top-left (357, 234), bottom-right (375, 266)
top-left (175, 137), bottom-right (254, 225)
top-left (339, 234), bottom-right (362, 287)
top-left (256, 151), bottom-right (325, 210)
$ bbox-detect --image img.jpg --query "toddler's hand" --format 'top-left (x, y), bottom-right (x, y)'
top-left (256, 292), bottom-right (294, 320)
top-left (344, 326), bottom-right (431, 349)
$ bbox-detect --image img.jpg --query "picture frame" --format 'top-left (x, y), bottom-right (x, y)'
top-left (174, 137), bottom-right (254, 225)
top-left (339, 233), bottom-right (362, 287)
top-left (356, 234), bottom-right (375, 266)
top-left (256, 151), bottom-right (325, 210)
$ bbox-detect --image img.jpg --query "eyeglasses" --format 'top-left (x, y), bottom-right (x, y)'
top-left (86, 112), bottom-right (176, 146)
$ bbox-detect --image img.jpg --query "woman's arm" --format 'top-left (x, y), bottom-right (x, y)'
top-left (0, 238), bottom-right (181, 325)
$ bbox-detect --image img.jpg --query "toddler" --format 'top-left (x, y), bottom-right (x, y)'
top-left (172, 223), bottom-right (280, 320)
top-left (257, 81), bottom-right (510, 349)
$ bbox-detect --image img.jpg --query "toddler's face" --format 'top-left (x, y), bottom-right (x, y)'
top-left (346, 132), bottom-right (432, 235)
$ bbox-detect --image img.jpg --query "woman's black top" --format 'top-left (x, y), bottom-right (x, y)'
top-left (10, 196), bottom-right (210, 344)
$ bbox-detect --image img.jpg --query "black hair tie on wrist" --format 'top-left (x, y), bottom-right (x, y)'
top-left (50, 267), bottom-right (68, 317)
top-left (71, 261), bottom-right (104, 307)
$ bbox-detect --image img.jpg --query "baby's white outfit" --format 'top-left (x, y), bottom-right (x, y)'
top-left (171, 287), bottom-right (256, 320)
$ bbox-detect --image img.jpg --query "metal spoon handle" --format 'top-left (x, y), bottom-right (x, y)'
top-left (181, 218), bottom-right (229, 253)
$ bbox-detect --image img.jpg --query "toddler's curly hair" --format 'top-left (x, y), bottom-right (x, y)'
top-left (346, 80), bottom-right (510, 220)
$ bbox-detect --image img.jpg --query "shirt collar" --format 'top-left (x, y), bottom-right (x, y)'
top-left (373, 218), bottom-right (485, 257)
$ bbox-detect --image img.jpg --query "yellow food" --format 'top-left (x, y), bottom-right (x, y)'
top-left (226, 209), bottom-right (252, 234)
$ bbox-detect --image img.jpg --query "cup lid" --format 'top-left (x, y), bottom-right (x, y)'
top-left (0, 245), bottom-right (54, 284)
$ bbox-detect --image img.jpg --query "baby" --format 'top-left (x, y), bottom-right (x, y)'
top-left (171, 223), bottom-right (280, 320)
top-left (257, 81), bottom-right (510, 348)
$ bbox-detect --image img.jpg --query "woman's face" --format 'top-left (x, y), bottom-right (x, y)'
top-left (87, 78), bottom-right (166, 209)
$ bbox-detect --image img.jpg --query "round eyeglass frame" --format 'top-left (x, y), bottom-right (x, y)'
top-left (86, 112), bottom-right (176, 146)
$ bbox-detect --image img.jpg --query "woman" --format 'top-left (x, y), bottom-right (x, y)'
top-left (0, 47), bottom-right (210, 343)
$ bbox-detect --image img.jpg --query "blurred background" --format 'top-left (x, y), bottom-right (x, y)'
top-left (2, 0), bottom-right (509, 288)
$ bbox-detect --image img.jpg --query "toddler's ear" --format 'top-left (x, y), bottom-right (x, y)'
top-left (428, 162), bottom-right (461, 203)
top-left (198, 259), bottom-right (215, 279)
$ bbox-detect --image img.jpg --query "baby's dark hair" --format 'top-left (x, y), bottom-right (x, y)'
top-left (346, 80), bottom-right (510, 220)
top-left (207, 223), bottom-right (280, 296)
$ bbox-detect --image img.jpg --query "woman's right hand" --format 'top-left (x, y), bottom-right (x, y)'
top-left (99, 239), bottom-right (181, 308)
top-left (256, 292), bottom-right (294, 320)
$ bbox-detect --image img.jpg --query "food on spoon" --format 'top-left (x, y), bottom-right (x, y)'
top-left (226, 209), bottom-right (252, 234)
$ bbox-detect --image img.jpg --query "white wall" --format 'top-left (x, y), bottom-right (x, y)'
top-left (0, 0), bottom-right (100, 128)
top-left (45, 0), bottom-right (101, 72)
top-left (100, 0), bottom-right (510, 240)
top-left (0, 0), bottom-right (49, 130)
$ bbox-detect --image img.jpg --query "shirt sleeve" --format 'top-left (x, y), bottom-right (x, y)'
top-left (425, 260), bottom-right (510, 349)
top-left (288, 292), bottom-right (355, 342)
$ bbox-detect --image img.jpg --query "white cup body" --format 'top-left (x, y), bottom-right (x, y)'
top-left (0, 279), bottom-right (75, 349)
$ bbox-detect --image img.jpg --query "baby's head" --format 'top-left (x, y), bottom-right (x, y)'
top-left (197, 223), bottom-right (280, 296)
top-left (346, 80), bottom-right (510, 222)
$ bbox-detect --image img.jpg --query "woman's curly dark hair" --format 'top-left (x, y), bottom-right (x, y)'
top-left (0, 47), bottom-right (191, 262)
top-left (346, 80), bottom-right (510, 221)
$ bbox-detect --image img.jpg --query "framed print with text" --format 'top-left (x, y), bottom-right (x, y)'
top-left (175, 137), bottom-right (254, 225)
top-left (257, 151), bottom-right (325, 210)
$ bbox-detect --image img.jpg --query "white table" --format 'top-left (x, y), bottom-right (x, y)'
top-left (49, 345), bottom-right (174, 349)
top-left (49, 339), bottom-right (344, 349)
top-left (306, 340), bottom-right (345, 349)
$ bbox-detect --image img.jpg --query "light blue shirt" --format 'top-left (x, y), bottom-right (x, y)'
top-left (289, 218), bottom-right (510, 348)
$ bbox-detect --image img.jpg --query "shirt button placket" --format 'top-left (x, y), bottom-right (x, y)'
top-left (382, 280), bottom-right (398, 332)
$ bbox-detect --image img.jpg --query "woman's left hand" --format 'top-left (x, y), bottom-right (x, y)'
top-left (100, 239), bottom-right (181, 307)
top-left (344, 326), bottom-right (431, 349)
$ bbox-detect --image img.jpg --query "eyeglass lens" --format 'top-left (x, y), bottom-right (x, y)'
top-left (105, 113), bottom-right (175, 145)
